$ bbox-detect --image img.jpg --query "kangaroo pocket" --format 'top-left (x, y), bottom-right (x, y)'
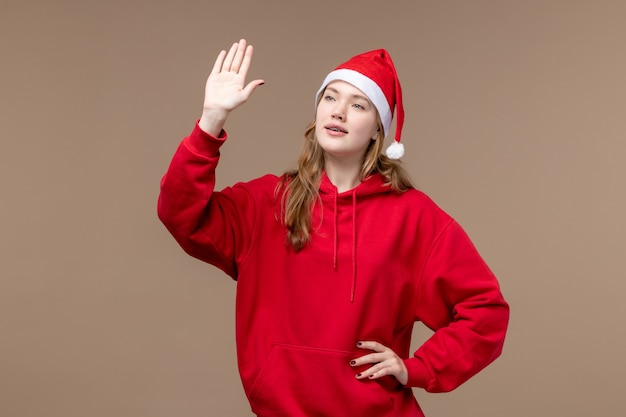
top-left (248, 344), bottom-right (398, 417)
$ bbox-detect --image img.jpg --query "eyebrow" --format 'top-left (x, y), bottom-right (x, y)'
top-left (326, 86), bottom-right (371, 103)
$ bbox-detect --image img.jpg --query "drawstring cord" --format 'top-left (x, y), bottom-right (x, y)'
top-left (333, 191), bottom-right (338, 270)
top-left (350, 191), bottom-right (357, 303)
top-left (331, 186), bottom-right (358, 302)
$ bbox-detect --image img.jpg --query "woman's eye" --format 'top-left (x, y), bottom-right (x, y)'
top-left (353, 103), bottom-right (365, 110)
top-left (324, 95), bottom-right (335, 101)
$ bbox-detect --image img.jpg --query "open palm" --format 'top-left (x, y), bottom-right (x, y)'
top-left (203, 39), bottom-right (264, 113)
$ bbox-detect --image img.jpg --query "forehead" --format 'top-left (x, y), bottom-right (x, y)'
top-left (325, 80), bottom-right (371, 101)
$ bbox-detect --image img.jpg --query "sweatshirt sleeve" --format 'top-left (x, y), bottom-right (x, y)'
top-left (404, 219), bottom-right (510, 392)
top-left (157, 122), bottom-right (256, 279)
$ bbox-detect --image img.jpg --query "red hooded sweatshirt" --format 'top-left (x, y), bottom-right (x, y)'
top-left (158, 123), bottom-right (509, 417)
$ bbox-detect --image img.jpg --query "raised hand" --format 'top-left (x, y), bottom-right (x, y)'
top-left (199, 39), bottom-right (265, 136)
top-left (351, 341), bottom-right (409, 385)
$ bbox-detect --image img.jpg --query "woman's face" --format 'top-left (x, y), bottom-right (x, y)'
top-left (315, 80), bottom-right (380, 162)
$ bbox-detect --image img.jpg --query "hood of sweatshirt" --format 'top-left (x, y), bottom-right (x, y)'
top-left (318, 172), bottom-right (394, 302)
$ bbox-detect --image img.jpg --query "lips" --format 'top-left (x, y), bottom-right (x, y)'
top-left (325, 124), bottom-right (348, 134)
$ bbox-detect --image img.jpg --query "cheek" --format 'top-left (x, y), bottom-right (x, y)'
top-left (314, 107), bottom-right (322, 124)
top-left (355, 115), bottom-right (379, 137)
top-left (315, 102), bottom-right (330, 121)
top-left (314, 108), bottom-right (324, 134)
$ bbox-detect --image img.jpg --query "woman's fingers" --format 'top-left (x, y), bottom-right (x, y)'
top-left (221, 41), bottom-right (239, 72)
top-left (229, 39), bottom-right (248, 72)
top-left (217, 39), bottom-right (249, 73)
top-left (209, 40), bottom-right (255, 82)
top-left (356, 340), bottom-right (384, 352)
top-left (238, 44), bottom-right (254, 77)
top-left (352, 341), bottom-right (408, 385)
top-left (210, 49), bottom-right (227, 77)
top-left (241, 78), bottom-right (265, 98)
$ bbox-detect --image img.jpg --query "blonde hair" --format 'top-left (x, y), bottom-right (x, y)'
top-left (277, 114), bottom-right (414, 251)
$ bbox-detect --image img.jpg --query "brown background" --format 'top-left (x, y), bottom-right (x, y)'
top-left (2, 0), bottom-right (625, 416)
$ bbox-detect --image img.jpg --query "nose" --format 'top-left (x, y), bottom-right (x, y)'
top-left (331, 104), bottom-right (346, 121)
top-left (332, 112), bottom-right (344, 121)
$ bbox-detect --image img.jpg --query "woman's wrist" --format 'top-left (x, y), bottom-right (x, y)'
top-left (198, 108), bottom-right (229, 136)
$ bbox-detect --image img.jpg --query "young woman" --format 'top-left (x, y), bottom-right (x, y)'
top-left (158, 39), bottom-right (509, 417)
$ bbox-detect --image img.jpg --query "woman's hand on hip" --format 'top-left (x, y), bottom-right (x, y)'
top-left (351, 341), bottom-right (408, 385)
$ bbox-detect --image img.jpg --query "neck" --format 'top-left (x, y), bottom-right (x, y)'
top-left (324, 157), bottom-right (362, 193)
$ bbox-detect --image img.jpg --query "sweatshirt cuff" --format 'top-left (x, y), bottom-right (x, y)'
top-left (403, 357), bottom-right (432, 389)
top-left (186, 120), bottom-right (228, 156)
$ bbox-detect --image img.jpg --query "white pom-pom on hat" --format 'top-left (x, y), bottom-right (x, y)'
top-left (385, 141), bottom-right (405, 159)
top-left (316, 48), bottom-right (406, 158)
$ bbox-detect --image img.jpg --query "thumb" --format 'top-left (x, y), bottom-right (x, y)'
top-left (242, 79), bottom-right (265, 98)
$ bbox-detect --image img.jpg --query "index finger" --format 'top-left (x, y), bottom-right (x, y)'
top-left (210, 49), bottom-right (227, 76)
top-left (356, 341), bottom-right (386, 352)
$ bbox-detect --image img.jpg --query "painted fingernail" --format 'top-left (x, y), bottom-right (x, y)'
top-left (350, 360), bottom-right (356, 366)
top-left (356, 342), bottom-right (363, 347)
top-left (356, 373), bottom-right (362, 378)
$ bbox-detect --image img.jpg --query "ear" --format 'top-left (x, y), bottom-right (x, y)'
top-left (372, 131), bottom-right (380, 140)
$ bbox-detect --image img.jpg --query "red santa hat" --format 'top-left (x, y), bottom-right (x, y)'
top-left (316, 49), bottom-right (405, 159)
